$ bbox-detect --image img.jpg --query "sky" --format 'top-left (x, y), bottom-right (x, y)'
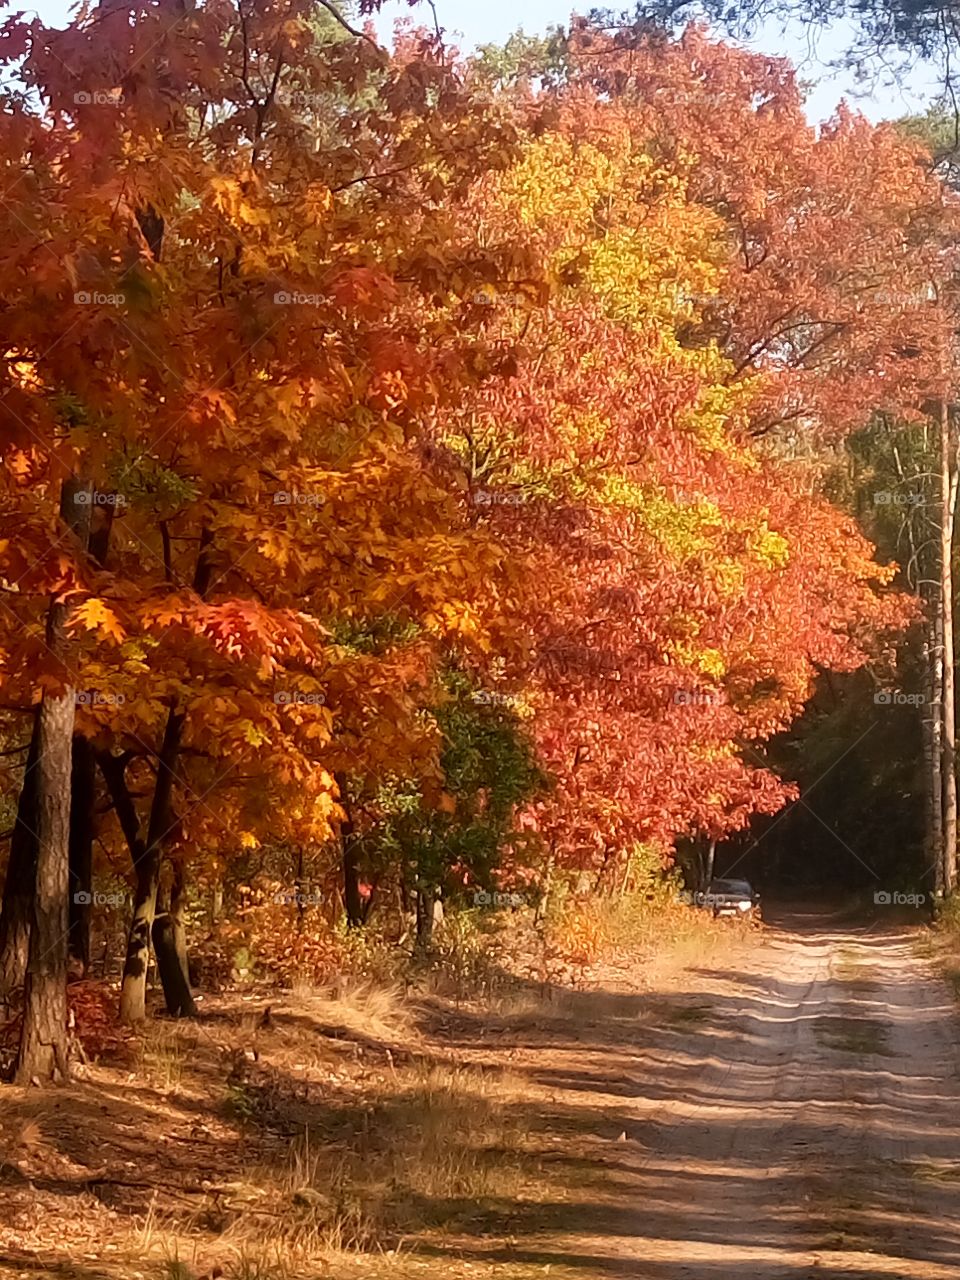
top-left (23, 0), bottom-right (941, 125)
top-left (371, 0), bottom-right (939, 124)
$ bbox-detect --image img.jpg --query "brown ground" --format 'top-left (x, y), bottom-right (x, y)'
top-left (1, 905), bottom-right (960, 1280)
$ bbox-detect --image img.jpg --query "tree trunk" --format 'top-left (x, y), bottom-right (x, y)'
top-left (102, 741), bottom-right (196, 1018)
top-left (68, 735), bottom-right (96, 978)
top-left (940, 399), bottom-right (958, 894)
top-left (119, 526), bottom-right (212, 1023)
top-left (15, 476), bottom-right (91, 1082)
top-left (169, 863), bottom-right (193, 1001)
top-left (337, 774), bottom-right (362, 927)
top-left (151, 859), bottom-right (197, 1017)
top-left (415, 883), bottom-right (438, 951)
top-left (343, 837), bottom-right (363, 925)
top-left (16, 690), bottom-right (75, 1082)
top-left (0, 716), bottom-right (41, 995)
top-left (65, 485), bottom-right (114, 976)
top-left (119, 707), bottom-right (184, 1023)
top-left (927, 613), bottom-right (945, 896)
top-left (704, 839), bottom-right (716, 890)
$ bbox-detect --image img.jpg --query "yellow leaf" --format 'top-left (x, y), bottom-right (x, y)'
top-left (71, 598), bottom-right (126, 645)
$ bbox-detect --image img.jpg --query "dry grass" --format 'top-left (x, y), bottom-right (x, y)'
top-left (0, 1114), bottom-right (55, 1169)
top-left (287, 978), bottom-right (416, 1045)
top-left (137, 1017), bottom-right (196, 1091)
top-left (0, 902), bottom-right (760, 1280)
top-left (665, 915), bottom-right (756, 966)
top-left (115, 980), bottom-right (536, 1280)
top-left (224, 1059), bottom-right (527, 1259)
top-left (594, 895), bottom-right (758, 986)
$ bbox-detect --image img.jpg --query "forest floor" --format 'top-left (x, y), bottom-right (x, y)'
top-left (2, 904), bottom-right (960, 1280)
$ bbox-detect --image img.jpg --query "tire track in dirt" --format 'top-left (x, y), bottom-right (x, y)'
top-left (582, 906), bottom-right (960, 1278)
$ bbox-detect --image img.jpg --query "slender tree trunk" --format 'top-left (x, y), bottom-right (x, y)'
top-left (4, 480), bottom-right (113, 993)
top-left (119, 707), bottom-right (184, 1023)
top-left (927, 614), bottom-right (945, 896)
top-left (119, 526), bottom-right (212, 1023)
top-left (0, 716), bottom-right (41, 995)
top-left (415, 892), bottom-right (433, 950)
top-left (337, 773), bottom-right (362, 927)
top-left (941, 399), bottom-right (958, 894)
top-left (97, 749), bottom-right (143, 861)
top-left (15, 476), bottom-right (91, 1082)
top-left (151, 858), bottom-right (197, 1017)
top-left (68, 735), bottom-right (95, 977)
top-left (593, 846), bottom-right (616, 893)
top-left (66, 487), bottom-right (114, 976)
top-left (619, 854), bottom-right (632, 896)
top-left (415, 875), bottom-right (438, 952)
top-left (926, 604), bottom-right (947, 896)
top-left (101, 743), bottom-right (196, 1016)
top-left (343, 836), bottom-right (363, 925)
top-left (168, 861), bottom-right (193, 997)
top-left (704, 839), bottom-right (716, 890)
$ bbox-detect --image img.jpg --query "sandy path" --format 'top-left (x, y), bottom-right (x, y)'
top-left (602, 906), bottom-right (960, 1278)
top-left (469, 906), bottom-right (960, 1279)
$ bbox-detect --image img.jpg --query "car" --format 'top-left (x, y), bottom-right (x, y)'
top-left (697, 877), bottom-right (761, 921)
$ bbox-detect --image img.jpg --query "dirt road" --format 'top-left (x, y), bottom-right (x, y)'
top-left (589, 907), bottom-right (960, 1279)
top-left (464, 906), bottom-right (960, 1279)
top-left (5, 906), bottom-right (960, 1280)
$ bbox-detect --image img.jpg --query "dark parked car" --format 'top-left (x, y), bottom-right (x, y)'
top-left (696, 877), bottom-right (761, 921)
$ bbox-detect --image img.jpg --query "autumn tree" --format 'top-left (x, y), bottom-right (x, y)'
top-left (353, 666), bottom-right (546, 948)
top-left (0, 0), bottom-right (534, 1054)
top-left (437, 25), bottom-right (946, 884)
top-left (4, 3), bottom-right (960, 1084)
